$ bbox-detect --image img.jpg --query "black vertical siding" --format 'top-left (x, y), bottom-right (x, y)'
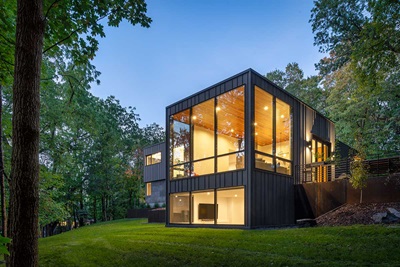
top-left (143, 143), bottom-right (166, 183)
top-left (251, 170), bottom-right (295, 227)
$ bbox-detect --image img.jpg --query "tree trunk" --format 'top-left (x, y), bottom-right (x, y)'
top-left (0, 85), bottom-right (7, 240)
top-left (93, 197), bottom-right (97, 223)
top-left (102, 195), bottom-right (107, 221)
top-left (8, 1), bottom-right (44, 265)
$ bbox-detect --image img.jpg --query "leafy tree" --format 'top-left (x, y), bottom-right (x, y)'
top-left (311, 0), bottom-right (400, 155)
top-left (266, 63), bottom-right (327, 114)
top-left (310, 0), bottom-right (400, 88)
top-left (6, 0), bottom-right (152, 265)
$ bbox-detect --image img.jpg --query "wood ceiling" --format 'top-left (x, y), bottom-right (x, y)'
top-left (172, 86), bottom-right (290, 144)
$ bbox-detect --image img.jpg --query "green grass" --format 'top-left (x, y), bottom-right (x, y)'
top-left (39, 219), bottom-right (400, 266)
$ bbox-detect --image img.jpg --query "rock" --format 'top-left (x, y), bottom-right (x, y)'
top-left (372, 212), bottom-right (387, 223)
top-left (387, 208), bottom-right (400, 218)
top-left (296, 218), bottom-right (317, 227)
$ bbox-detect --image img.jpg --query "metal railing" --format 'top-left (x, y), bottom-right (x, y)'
top-left (295, 154), bottom-right (400, 184)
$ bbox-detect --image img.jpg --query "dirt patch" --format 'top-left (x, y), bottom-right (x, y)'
top-left (316, 202), bottom-right (400, 226)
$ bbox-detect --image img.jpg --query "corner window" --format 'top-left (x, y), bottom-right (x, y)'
top-left (146, 152), bottom-right (162, 166)
top-left (169, 193), bottom-right (190, 224)
top-left (169, 86), bottom-right (245, 179)
top-left (254, 86), bottom-right (292, 175)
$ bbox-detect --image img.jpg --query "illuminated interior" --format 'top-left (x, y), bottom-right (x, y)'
top-left (254, 86), bottom-right (292, 175)
top-left (169, 187), bottom-right (245, 225)
top-left (311, 138), bottom-right (330, 182)
top-left (169, 86), bottom-right (245, 179)
top-left (146, 152), bottom-right (162, 166)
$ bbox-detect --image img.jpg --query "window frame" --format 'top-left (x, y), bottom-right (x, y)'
top-left (169, 85), bottom-right (246, 180)
top-left (254, 86), bottom-right (293, 176)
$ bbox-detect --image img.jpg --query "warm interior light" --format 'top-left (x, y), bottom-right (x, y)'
top-left (234, 194), bottom-right (237, 197)
top-left (280, 114), bottom-right (285, 118)
top-left (254, 122), bottom-right (257, 126)
top-left (216, 106), bottom-right (221, 111)
top-left (179, 199), bottom-right (182, 202)
top-left (264, 106), bottom-right (269, 110)
top-left (255, 132), bottom-right (258, 135)
top-left (175, 195), bottom-right (178, 198)
top-left (230, 129), bottom-right (234, 133)
top-left (207, 192), bottom-right (210, 195)
top-left (192, 115), bottom-right (197, 120)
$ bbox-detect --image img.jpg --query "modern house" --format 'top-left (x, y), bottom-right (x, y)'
top-left (144, 68), bottom-right (340, 228)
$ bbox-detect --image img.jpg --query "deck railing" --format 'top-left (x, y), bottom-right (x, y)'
top-left (294, 153), bottom-right (400, 184)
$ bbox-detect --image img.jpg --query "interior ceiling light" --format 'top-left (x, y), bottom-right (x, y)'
top-left (264, 106), bottom-right (268, 110)
top-left (230, 129), bottom-right (234, 132)
top-left (254, 122), bottom-right (257, 126)
top-left (281, 114), bottom-right (285, 118)
top-left (216, 106), bottom-right (221, 111)
top-left (192, 115), bottom-right (197, 120)
top-left (255, 132), bottom-right (258, 135)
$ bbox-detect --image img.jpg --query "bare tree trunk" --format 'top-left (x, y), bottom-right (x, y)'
top-left (93, 197), bottom-right (97, 223)
top-left (0, 85), bottom-right (7, 239)
top-left (102, 195), bottom-right (107, 221)
top-left (8, 0), bottom-right (44, 266)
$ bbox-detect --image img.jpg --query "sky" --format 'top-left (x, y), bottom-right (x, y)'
top-left (91, 0), bottom-right (324, 128)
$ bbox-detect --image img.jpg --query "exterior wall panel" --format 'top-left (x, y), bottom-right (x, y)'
top-left (144, 143), bottom-right (166, 183)
top-left (250, 170), bottom-right (294, 227)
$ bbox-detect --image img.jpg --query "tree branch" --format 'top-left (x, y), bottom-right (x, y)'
top-left (44, 0), bottom-right (62, 20)
top-left (42, 12), bottom-right (111, 54)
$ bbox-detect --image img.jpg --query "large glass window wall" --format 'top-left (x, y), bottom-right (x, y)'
top-left (254, 86), bottom-right (292, 175)
top-left (169, 86), bottom-right (245, 179)
top-left (169, 187), bottom-right (245, 225)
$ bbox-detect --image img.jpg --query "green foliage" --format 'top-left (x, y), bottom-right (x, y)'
top-left (310, 0), bottom-right (400, 88)
top-left (310, 0), bottom-right (400, 155)
top-left (349, 157), bottom-right (369, 190)
top-left (0, 235), bottom-right (11, 256)
top-left (266, 63), bottom-right (327, 114)
top-left (39, 219), bottom-right (400, 266)
top-left (39, 167), bottom-right (69, 227)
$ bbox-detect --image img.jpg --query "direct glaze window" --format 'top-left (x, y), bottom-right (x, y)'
top-left (169, 86), bottom-right (245, 179)
top-left (254, 86), bottom-right (292, 175)
top-left (146, 152), bottom-right (161, 166)
top-left (146, 183), bottom-right (152, 196)
top-left (169, 187), bottom-right (245, 226)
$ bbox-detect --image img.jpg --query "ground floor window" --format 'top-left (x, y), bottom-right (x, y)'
top-left (146, 183), bottom-right (152, 196)
top-left (169, 193), bottom-right (190, 224)
top-left (169, 187), bottom-right (245, 225)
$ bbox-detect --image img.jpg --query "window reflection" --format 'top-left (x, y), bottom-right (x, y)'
top-left (193, 99), bottom-right (214, 160)
top-left (276, 99), bottom-right (292, 161)
top-left (170, 110), bottom-right (190, 178)
top-left (255, 86), bottom-right (273, 155)
top-left (217, 86), bottom-right (245, 155)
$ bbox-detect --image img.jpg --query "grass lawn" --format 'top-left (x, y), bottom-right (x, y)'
top-left (39, 219), bottom-right (400, 266)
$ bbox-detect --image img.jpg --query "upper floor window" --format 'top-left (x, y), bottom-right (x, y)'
top-left (169, 86), bottom-right (245, 179)
top-left (146, 152), bottom-right (162, 166)
top-left (254, 86), bottom-right (292, 175)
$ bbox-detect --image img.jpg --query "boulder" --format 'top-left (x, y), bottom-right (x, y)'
top-left (372, 208), bottom-right (400, 224)
top-left (296, 218), bottom-right (317, 227)
top-left (372, 212), bottom-right (387, 223)
top-left (387, 208), bottom-right (400, 218)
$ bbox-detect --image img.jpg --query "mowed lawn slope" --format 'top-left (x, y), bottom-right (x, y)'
top-left (39, 219), bottom-right (400, 266)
